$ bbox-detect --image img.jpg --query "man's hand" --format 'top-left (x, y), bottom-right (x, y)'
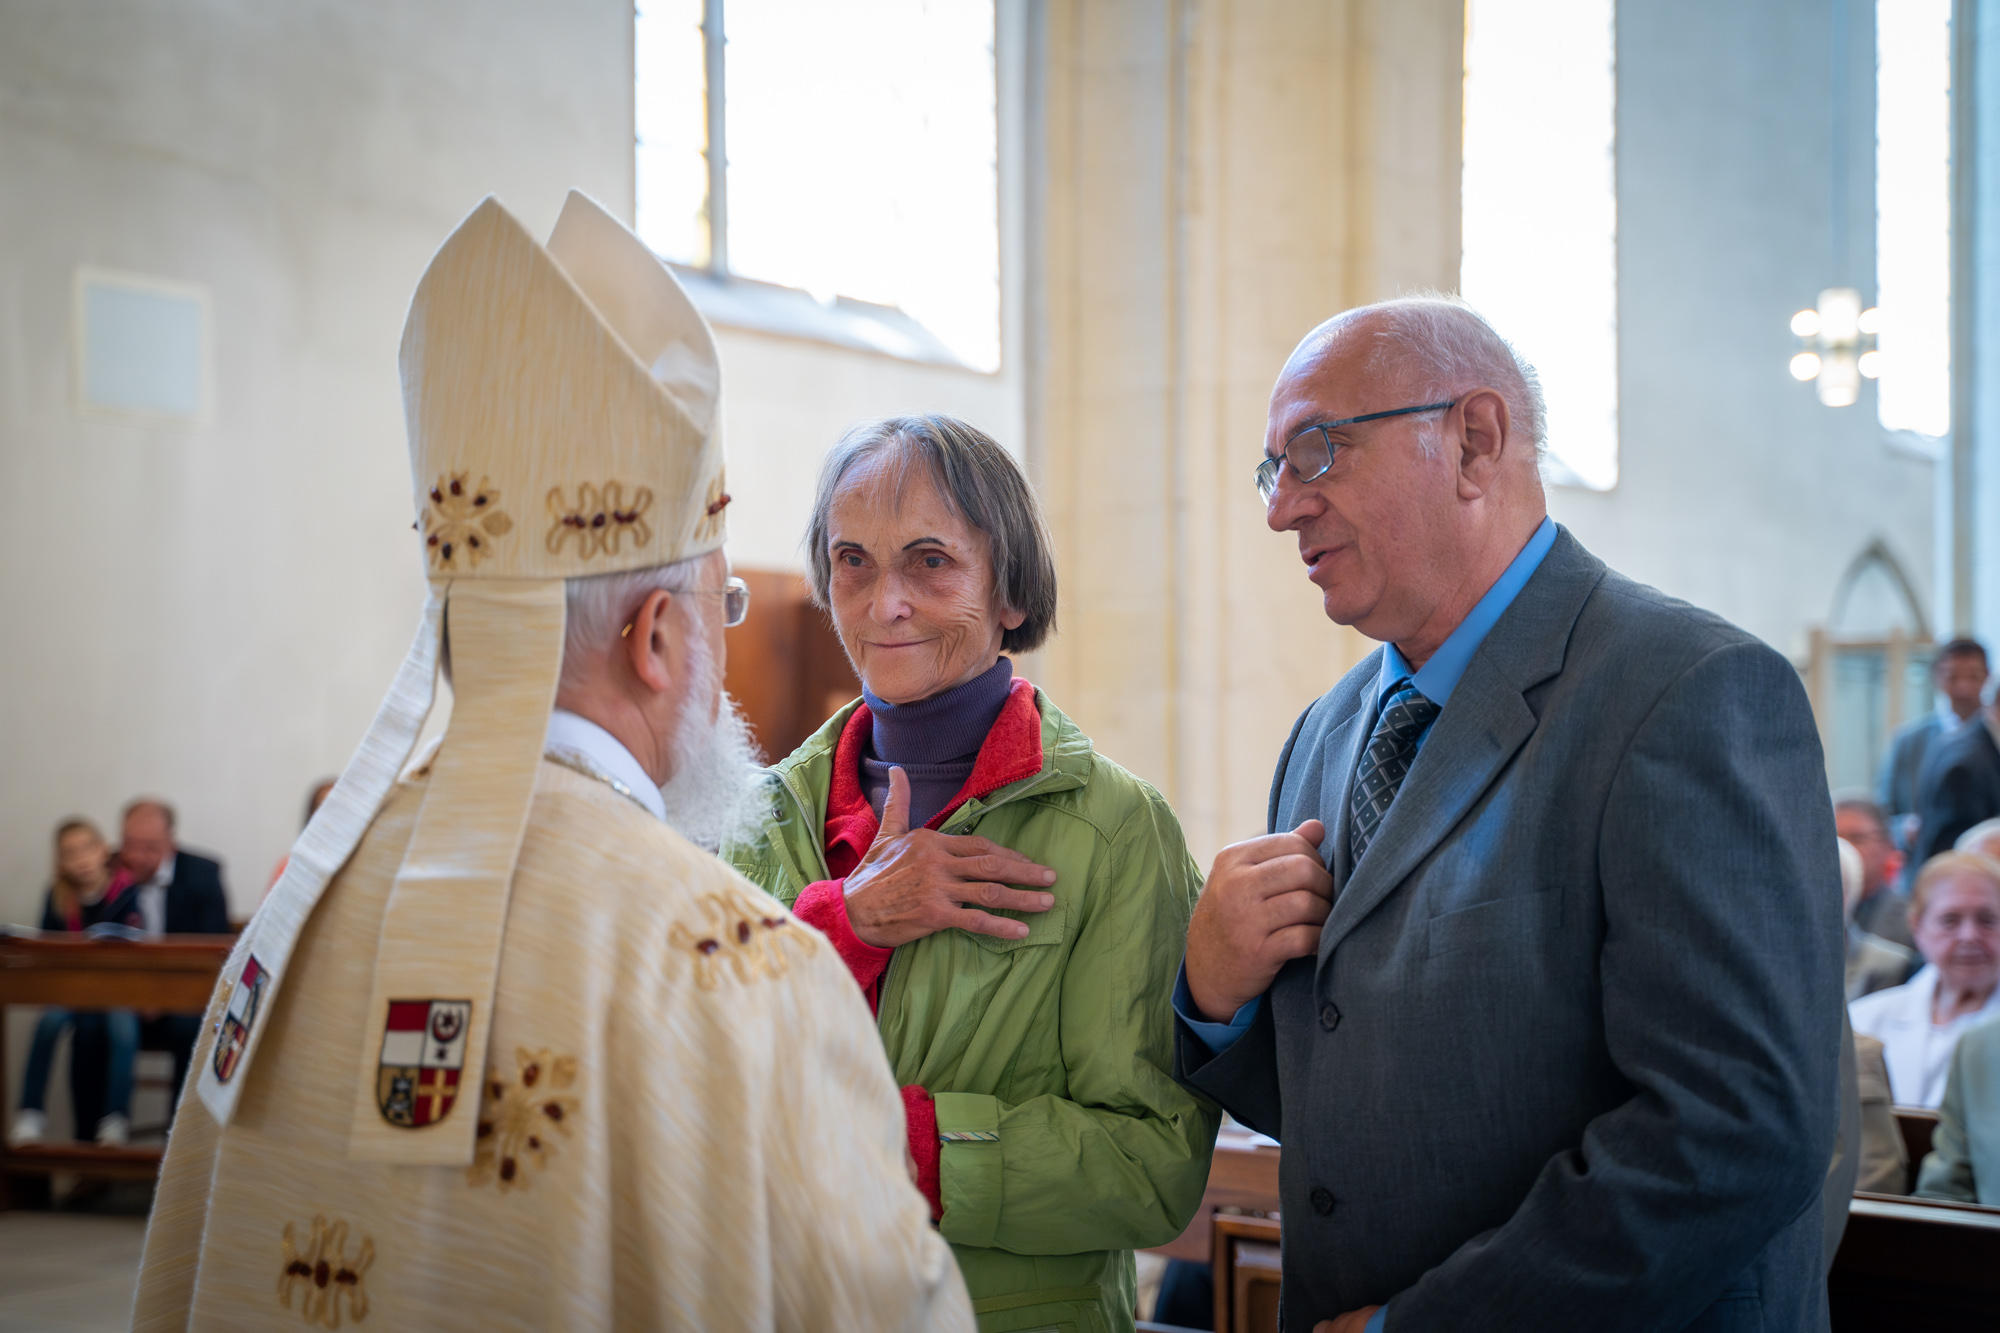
top-left (1314, 1306), bottom-right (1381, 1333)
top-left (844, 767), bottom-right (1057, 948)
top-left (1184, 820), bottom-right (1333, 1022)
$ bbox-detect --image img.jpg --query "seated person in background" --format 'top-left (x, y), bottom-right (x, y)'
top-left (1851, 852), bottom-right (2000, 1106)
top-left (1841, 836), bottom-right (1919, 999)
top-left (1836, 795), bottom-right (1915, 950)
top-left (723, 414), bottom-right (1219, 1333)
top-left (1852, 1033), bottom-right (1908, 1194)
top-left (1914, 1013), bottom-right (2000, 1204)
top-left (264, 777), bottom-right (337, 896)
top-left (1955, 816), bottom-right (2000, 859)
top-left (93, 798), bottom-right (230, 1110)
top-left (8, 818), bottom-right (138, 1146)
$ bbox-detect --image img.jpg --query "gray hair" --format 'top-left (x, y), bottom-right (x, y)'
top-left (805, 414), bottom-right (1058, 655)
top-left (1956, 817), bottom-right (2000, 855)
top-left (1332, 294), bottom-right (1547, 456)
top-left (559, 553), bottom-right (710, 697)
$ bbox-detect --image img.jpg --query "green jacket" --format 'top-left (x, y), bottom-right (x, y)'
top-left (723, 690), bottom-right (1219, 1333)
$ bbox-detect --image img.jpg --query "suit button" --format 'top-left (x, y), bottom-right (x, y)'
top-left (1319, 1003), bottom-right (1340, 1031)
top-left (1310, 1186), bottom-right (1336, 1215)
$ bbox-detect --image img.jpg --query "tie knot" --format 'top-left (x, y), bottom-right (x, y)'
top-left (1381, 681), bottom-right (1439, 732)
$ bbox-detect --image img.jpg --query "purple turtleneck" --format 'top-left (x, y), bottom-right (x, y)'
top-left (861, 657), bottom-right (1014, 827)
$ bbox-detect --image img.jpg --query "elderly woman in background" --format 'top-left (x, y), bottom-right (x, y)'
top-left (1851, 851), bottom-right (2000, 1106)
top-left (725, 414), bottom-right (1218, 1333)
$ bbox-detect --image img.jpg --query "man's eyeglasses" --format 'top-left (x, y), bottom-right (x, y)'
top-left (711, 576), bottom-right (751, 628)
top-left (1254, 400), bottom-right (1456, 503)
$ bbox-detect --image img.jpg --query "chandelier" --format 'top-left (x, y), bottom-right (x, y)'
top-left (1788, 287), bottom-right (1882, 407)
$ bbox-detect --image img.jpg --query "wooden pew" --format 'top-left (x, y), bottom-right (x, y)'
top-left (0, 934), bottom-right (231, 1208)
top-left (1829, 1191), bottom-right (2000, 1331)
top-left (1893, 1106), bottom-right (1938, 1190)
top-left (1212, 1212), bottom-right (1282, 1333)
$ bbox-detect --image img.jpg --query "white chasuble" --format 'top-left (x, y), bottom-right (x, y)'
top-left (133, 760), bottom-right (973, 1332)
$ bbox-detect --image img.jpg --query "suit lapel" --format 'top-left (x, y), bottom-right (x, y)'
top-left (1316, 530), bottom-right (1607, 966)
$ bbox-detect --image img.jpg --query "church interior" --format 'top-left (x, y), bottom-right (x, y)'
top-left (2, 1), bottom-right (1997, 1329)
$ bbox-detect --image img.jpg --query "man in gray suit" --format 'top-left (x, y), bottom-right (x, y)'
top-left (1176, 298), bottom-right (1843, 1331)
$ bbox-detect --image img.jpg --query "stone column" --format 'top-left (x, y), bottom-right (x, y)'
top-left (1021, 0), bottom-right (1463, 862)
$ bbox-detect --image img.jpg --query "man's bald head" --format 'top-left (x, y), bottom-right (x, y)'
top-left (1285, 296), bottom-right (1546, 462)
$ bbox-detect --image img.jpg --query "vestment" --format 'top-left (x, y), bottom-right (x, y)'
top-left (132, 191), bottom-right (971, 1331)
top-left (1177, 527), bottom-right (1843, 1331)
top-left (724, 684), bottom-right (1219, 1333)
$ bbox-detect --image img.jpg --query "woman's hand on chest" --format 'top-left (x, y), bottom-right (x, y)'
top-left (845, 766), bottom-right (1059, 948)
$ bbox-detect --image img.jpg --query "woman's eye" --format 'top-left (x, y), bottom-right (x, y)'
top-left (922, 554), bottom-right (947, 569)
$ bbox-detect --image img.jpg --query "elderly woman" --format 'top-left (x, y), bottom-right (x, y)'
top-left (725, 414), bottom-right (1218, 1333)
top-left (1850, 851), bottom-right (2000, 1106)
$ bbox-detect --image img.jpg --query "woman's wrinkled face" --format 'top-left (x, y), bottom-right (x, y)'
top-left (1914, 871), bottom-right (2000, 993)
top-left (826, 458), bottom-right (1024, 705)
top-left (58, 828), bottom-right (108, 885)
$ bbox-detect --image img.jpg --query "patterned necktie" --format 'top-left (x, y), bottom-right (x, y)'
top-left (1349, 679), bottom-right (1441, 868)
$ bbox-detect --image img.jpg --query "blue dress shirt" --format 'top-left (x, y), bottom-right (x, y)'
top-left (1175, 515), bottom-right (1560, 1057)
top-left (1176, 518), bottom-right (1556, 1333)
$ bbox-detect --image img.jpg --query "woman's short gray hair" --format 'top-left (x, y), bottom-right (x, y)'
top-left (805, 414), bottom-right (1058, 655)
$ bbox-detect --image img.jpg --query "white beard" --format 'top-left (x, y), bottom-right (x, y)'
top-left (657, 687), bottom-right (766, 853)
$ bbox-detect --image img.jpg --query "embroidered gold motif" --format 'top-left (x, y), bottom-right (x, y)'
top-left (468, 1047), bottom-right (580, 1191)
top-left (694, 470), bottom-right (730, 544)
top-left (545, 482), bottom-right (654, 559)
top-left (669, 886), bottom-right (816, 990)
top-left (421, 473), bottom-right (513, 571)
top-left (278, 1216), bottom-right (373, 1327)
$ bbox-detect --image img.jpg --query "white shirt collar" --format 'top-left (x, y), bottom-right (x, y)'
top-left (142, 853), bottom-right (176, 892)
top-left (544, 709), bottom-right (666, 822)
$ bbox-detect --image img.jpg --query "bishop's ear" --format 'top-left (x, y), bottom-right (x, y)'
top-left (622, 588), bottom-right (679, 693)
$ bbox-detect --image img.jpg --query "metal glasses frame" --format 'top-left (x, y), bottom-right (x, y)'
top-left (1254, 399), bottom-right (1457, 501)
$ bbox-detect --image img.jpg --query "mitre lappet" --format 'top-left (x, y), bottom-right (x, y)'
top-left (194, 190), bottom-right (729, 1164)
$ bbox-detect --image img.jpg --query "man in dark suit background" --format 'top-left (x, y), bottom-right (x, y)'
top-left (1175, 298), bottom-right (1843, 1331)
top-left (1914, 700), bottom-right (2000, 867)
top-left (1878, 638), bottom-right (1986, 871)
top-left (79, 798), bottom-right (232, 1123)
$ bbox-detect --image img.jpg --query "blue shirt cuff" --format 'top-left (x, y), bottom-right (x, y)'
top-left (1366, 1306), bottom-right (1387, 1333)
top-left (1173, 961), bottom-right (1261, 1054)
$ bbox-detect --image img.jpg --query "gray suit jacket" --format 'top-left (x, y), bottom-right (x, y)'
top-left (1177, 529), bottom-right (1843, 1332)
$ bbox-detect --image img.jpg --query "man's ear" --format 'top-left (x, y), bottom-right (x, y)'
top-left (1456, 387), bottom-right (1512, 499)
top-left (623, 588), bottom-right (678, 694)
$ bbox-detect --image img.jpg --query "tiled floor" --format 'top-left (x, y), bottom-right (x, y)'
top-left (0, 1211), bottom-right (148, 1332)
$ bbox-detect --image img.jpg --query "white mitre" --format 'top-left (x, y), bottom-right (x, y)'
top-left (195, 192), bottom-right (725, 1167)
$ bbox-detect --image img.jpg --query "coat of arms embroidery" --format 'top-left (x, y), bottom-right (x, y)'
top-left (213, 953), bottom-right (269, 1084)
top-left (374, 999), bottom-right (470, 1128)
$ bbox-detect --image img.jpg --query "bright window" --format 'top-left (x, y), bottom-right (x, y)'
top-left (635, 0), bottom-right (1001, 372)
top-left (1461, 0), bottom-right (1619, 491)
top-left (1875, 0), bottom-right (1952, 441)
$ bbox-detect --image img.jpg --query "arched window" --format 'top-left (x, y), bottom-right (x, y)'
top-left (1811, 541), bottom-right (1933, 792)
